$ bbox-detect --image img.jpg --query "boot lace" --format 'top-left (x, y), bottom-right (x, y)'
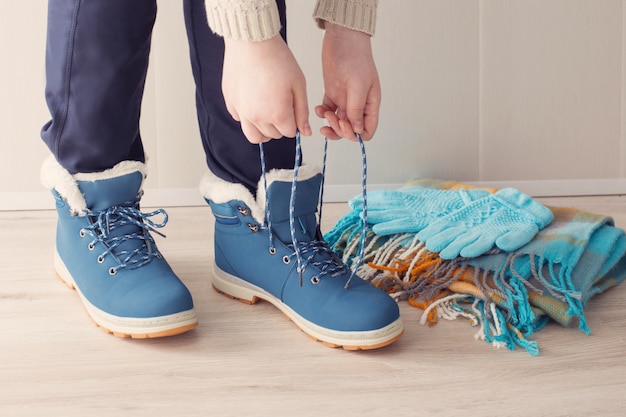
top-left (259, 131), bottom-right (368, 288)
top-left (82, 199), bottom-right (167, 275)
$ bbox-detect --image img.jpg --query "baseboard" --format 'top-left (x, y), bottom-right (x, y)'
top-left (465, 178), bottom-right (626, 198)
top-left (4, 178), bottom-right (626, 211)
top-left (318, 178), bottom-right (626, 201)
top-left (0, 189), bottom-right (207, 212)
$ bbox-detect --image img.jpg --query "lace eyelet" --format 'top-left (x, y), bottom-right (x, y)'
top-left (282, 256), bottom-right (290, 264)
top-left (248, 224), bottom-right (259, 233)
top-left (238, 207), bottom-right (250, 216)
top-left (311, 276), bottom-right (320, 285)
top-left (108, 267), bottom-right (117, 276)
top-left (269, 247), bottom-right (276, 255)
top-left (97, 255), bottom-right (105, 264)
top-left (88, 242), bottom-right (95, 251)
top-left (79, 229), bottom-right (87, 238)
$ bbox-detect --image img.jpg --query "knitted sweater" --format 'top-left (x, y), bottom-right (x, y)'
top-left (205, 0), bottom-right (378, 41)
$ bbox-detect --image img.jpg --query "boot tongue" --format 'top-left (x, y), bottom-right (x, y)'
top-left (266, 173), bottom-right (322, 244)
top-left (77, 171), bottom-right (143, 211)
top-left (77, 171), bottom-right (148, 258)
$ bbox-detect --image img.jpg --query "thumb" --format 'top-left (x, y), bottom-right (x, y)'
top-left (346, 89), bottom-right (367, 136)
top-left (293, 84), bottom-right (311, 137)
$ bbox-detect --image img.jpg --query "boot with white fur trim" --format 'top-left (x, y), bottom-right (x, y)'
top-left (200, 166), bottom-right (404, 350)
top-left (41, 156), bottom-right (198, 338)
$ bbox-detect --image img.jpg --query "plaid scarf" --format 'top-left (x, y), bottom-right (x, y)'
top-left (325, 185), bottom-right (626, 355)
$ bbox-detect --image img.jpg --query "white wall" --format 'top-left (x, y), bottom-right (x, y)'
top-left (1, 0), bottom-right (625, 211)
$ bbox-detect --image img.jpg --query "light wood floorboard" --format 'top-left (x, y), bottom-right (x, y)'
top-left (1, 197), bottom-right (625, 416)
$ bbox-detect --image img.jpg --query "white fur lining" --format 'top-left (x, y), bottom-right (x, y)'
top-left (198, 165), bottom-right (321, 225)
top-left (256, 165), bottom-right (321, 221)
top-left (199, 170), bottom-right (263, 223)
top-left (73, 160), bottom-right (147, 182)
top-left (40, 155), bottom-right (147, 215)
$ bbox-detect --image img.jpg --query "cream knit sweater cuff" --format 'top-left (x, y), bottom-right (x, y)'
top-left (313, 0), bottom-right (378, 36)
top-left (205, 0), bottom-right (282, 42)
top-left (205, 0), bottom-right (378, 42)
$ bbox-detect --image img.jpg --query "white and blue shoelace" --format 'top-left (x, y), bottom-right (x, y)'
top-left (82, 201), bottom-right (167, 276)
top-left (259, 131), bottom-right (368, 289)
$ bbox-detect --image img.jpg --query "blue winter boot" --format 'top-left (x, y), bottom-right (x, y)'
top-left (41, 157), bottom-right (198, 338)
top-left (200, 166), bottom-right (404, 350)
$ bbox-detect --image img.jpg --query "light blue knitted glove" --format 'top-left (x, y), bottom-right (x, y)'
top-left (417, 188), bottom-right (554, 259)
top-left (349, 187), bottom-right (490, 236)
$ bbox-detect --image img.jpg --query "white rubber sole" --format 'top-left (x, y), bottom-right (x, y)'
top-left (54, 251), bottom-right (198, 338)
top-left (212, 265), bottom-right (404, 350)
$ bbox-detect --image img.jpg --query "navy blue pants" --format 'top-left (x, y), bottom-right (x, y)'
top-left (41, 0), bottom-right (296, 192)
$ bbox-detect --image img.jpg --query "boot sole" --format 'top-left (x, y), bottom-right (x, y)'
top-left (212, 265), bottom-right (404, 350)
top-left (54, 251), bottom-right (198, 338)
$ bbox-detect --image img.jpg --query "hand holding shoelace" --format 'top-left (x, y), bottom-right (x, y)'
top-left (222, 35), bottom-right (311, 143)
top-left (315, 23), bottom-right (380, 142)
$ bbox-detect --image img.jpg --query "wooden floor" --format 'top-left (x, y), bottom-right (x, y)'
top-left (1, 196), bottom-right (625, 417)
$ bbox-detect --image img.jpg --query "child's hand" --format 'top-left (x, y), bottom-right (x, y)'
top-left (316, 23), bottom-right (381, 141)
top-left (222, 35), bottom-right (312, 144)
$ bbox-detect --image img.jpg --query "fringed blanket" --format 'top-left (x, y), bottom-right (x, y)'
top-left (325, 184), bottom-right (626, 355)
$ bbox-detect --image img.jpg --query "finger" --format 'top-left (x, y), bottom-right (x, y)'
top-left (360, 108), bottom-right (380, 141)
top-left (240, 120), bottom-right (270, 144)
top-left (258, 123), bottom-right (284, 140)
top-left (293, 85), bottom-right (311, 136)
top-left (320, 125), bottom-right (342, 140)
top-left (361, 85), bottom-right (381, 140)
top-left (360, 114), bottom-right (379, 141)
top-left (336, 108), bottom-right (347, 123)
top-left (315, 94), bottom-right (336, 119)
top-left (329, 105), bottom-right (359, 141)
top-left (323, 110), bottom-right (340, 126)
top-left (226, 103), bottom-right (241, 122)
top-left (315, 104), bottom-right (335, 119)
top-left (319, 110), bottom-right (341, 140)
top-left (314, 105), bottom-right (326, 119)
top-left (346, 89), bottom-right (367, 136)
top-left (323, 111), bottom-right (343, 140)
top-left (495, 226), bottom-right (537, 252)
top-left (339, 119), bottom-right (358, 141)
top-left (457, 235), bottom-right (493, 259)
